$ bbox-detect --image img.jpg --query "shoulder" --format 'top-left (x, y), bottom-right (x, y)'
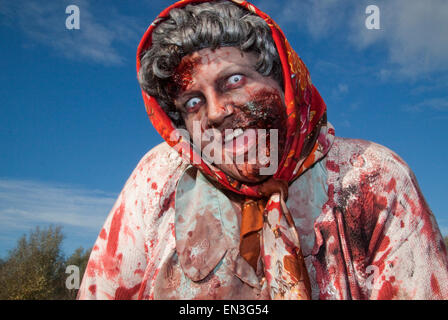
top-left (134, 141), bottom-right (188, 182)
top-left (324, 137), bottom-right (425, 246)
top-left (326, 137), bottom-right (415, 192)
top-left (120, 142), bottom-right (189, 216)
top-left (328, 137), bottom-right (411, 172)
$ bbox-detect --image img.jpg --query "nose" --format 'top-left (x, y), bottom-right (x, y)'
top-left (206, 92), bottom-right (234, 127)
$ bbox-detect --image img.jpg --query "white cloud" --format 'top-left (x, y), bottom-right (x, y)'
top-left (329, 83), bottom-right (349, 101)
top-left (255, 0), bottom-right (448, 80)
top-left (337, 83), bottom-right (348, 94)
top-left (350, 0), bottom-right (448, 79)
top-left (254, 0), bottom-right (347, 39)
top-left (404, 98), bottom-right (448, 112)
top-left (0, 0), bottom-right (142, 65)
top-left (0, 178), bottom-right (117, 255)
top-left (0, 178), bottom-right (116, 256)
top-left (0, 178), bottom-right (115, 230)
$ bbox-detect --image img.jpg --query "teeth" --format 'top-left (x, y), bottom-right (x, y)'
top-left (224, 128), bottom-right (244, 143)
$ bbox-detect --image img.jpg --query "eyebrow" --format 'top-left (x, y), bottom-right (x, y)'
top-left (173, 63), bottom-right (257, 110)
top-left (218, 64), bottom-right (257, 80)
top-left (180, 64), bottom-right (255, 93)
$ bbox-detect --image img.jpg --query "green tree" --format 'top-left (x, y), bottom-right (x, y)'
top-left (0, 225), bottom-right (66, 300)
top-left (0, 226), bottom-right (93, 300)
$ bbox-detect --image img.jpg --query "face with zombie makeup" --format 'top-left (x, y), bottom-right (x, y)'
top-left (173, 47), bottom-right (287, 183)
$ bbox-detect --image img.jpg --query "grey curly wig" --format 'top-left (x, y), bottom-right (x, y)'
top-left (138, 0), bottom-right (283, 126)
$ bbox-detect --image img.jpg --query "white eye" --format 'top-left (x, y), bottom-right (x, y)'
top-left (228, 74), bottom-right (243, 85)
top-left (185, 97), bottom-right (202, 110)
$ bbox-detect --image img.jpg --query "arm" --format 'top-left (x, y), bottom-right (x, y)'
top-left (364, 148), bottom-right (448, 299)
top-left (77, 142), bottom-right (186, 299)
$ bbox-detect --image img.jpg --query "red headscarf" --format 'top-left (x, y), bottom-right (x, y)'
top-left (136, 0), bottom-right (335, 299)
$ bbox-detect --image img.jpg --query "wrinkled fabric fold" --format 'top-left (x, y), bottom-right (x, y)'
top-left (240, 198), bottom-right (265, 271)
top-left (261, 194), bottom-right (311, 299)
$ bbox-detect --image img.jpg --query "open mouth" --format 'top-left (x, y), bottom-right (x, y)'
top-left (222, 128), bottom-right (270, 158)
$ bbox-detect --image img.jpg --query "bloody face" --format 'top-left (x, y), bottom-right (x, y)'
top-left (173, 47), bottom-right (286, 183)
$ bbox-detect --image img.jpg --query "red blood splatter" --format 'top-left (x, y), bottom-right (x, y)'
top-left (431, 274), bottom-right (441, 296)
top-left (279, 231), bottom-right (300, 256)
top-left (106, 202), bottom-right (125, 257)
top-left (114, 283), bottom-right (141, 300)
top-left (349, 153), bottom-right (365, 167)
top-left (326, 184), bottom-right (336, 207)
top-left (391, 153), bottom-right (406, 166)
top-left (403, 192), bottom-right (433, 239)
top-left (123, 225), bottom-right (136, 244)
top-left (233, 88), bottom-right (287, 159)
top-left (377, 280), bottom-right (398, 299)
top-left (86, 259), bottom-right (102, 277)
top-left (326, 160), bottom-right (340, 173)
top-left (375, 247), bottom-right (392, 275)
top-left (152, 268), bottom-right (160, 281)
top-left (385, 177), bottom-right (396, 193)
top-left (263, 255), bottom-right (272, 282)
top-left (263, 254), bottom-right (271, 269)
top-left (159, 191), bottom-right (175, 216)
top-left (93, 245), bottom-right (99, 251)
top-left (134, 269), bottom-right (145, 276)
top-left (88, 284), bottom-right (96, 296)
top-left (378, 235), bottom-right (390, 253)
top-left (143, 152), bottom-right (157, 166)
top-left (151, 182), bottom-right (158, 190)
top-left (172, 56), bottom-right (202, 92)
top-left (169, 222), bottom-right (175, 237)
top-left (403, 193), bottom-right (420, 215)
top-left (345, 170), bottom-right (389, 262)
top-left (372, 235), bottom-right (392, 276)
top-left (99, 228), bottom-right (107, 240)
top-left (390, 197), bottom-right (402, 218)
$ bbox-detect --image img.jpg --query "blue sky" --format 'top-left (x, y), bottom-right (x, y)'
top-left (1, 0), bottom-right (447, 258)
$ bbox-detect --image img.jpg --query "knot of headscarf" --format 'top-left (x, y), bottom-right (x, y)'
top-left (240, 172), bottom-right (311, 299)
top-left (136, 0), bottom-right (335, 300)
top-left (240, 177), bottom-right (287, 270)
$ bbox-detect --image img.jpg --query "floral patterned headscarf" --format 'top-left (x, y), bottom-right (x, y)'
top-left (137, 0), bottom-right (335, 299)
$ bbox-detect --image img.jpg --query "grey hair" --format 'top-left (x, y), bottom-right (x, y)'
top-left (138, 0), bottom-right (283, 126)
